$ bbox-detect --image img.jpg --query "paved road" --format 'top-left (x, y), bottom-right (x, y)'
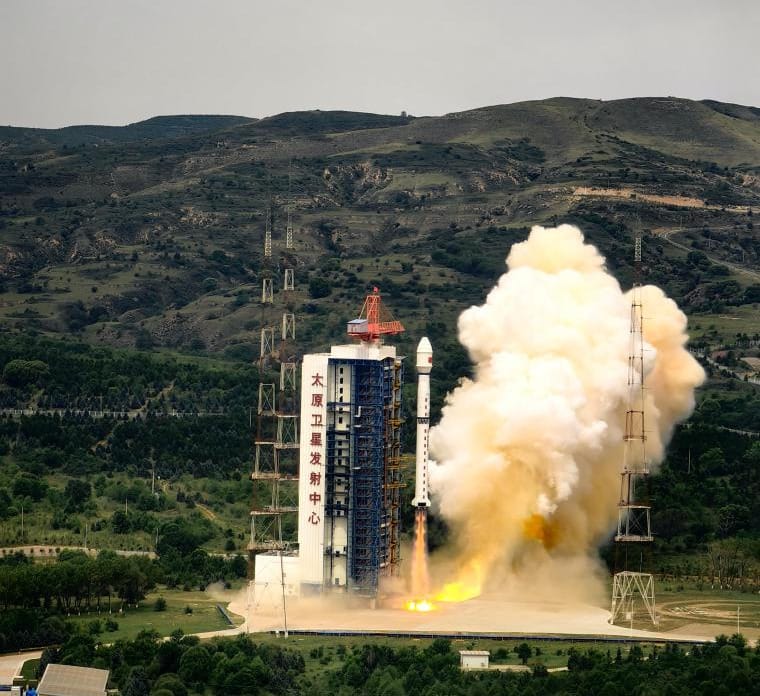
top-left (0, 651), bottom-right (41, 686)
top-left (656, 227), bottom-right (760, 282)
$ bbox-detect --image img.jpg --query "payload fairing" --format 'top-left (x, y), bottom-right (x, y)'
top-left (412, 337), bottom-right (433, 507)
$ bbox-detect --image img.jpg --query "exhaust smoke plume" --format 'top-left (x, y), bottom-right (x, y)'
top-left (429, 224), bottom-right (704, 600)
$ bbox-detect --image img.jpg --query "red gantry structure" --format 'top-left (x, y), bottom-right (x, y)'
top-left (347, 287), bottom-right (405, 342)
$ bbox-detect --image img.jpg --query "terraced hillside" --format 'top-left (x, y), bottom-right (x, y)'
top-left (1, 97), bottom-right (759, 377)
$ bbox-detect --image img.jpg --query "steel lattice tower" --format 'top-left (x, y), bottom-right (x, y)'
top-left (249, 189), bottom-right (300, 629)
top-left (610, 233), bottom-right (657, 626)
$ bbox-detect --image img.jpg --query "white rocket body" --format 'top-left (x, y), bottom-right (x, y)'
top-left (412, 337), bottom-right (433, 508)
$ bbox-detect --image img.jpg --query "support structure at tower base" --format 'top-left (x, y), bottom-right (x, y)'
top-left (610, 570), bottom-right (657, 626)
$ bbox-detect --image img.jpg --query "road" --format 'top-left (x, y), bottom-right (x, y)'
top-left (655, 227), bottom-right (760, 282)
top-left (0, 651), bottom-right (41, 686)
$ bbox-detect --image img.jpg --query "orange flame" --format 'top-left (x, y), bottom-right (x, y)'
top-left (523, 513), bottom-right (559, 549)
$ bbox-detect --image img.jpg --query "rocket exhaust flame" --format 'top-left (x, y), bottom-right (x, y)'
top-left (426, 224), bottom-right (704, 601)
top-left (411, 508), bottom-right (431, 595)
top-left (406, 507), bottom-right (435, 612)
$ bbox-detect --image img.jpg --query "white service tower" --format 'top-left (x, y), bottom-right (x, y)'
top-left (412, 337), bottom-right (433, 507)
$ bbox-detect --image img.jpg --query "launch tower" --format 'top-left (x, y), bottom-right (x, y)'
top-left (298, 289), bottom-right (404, 596)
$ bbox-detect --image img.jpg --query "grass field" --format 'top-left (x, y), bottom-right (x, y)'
top-left (690, 306), bottom-right (760, 343)
top-left (66, 586), bottom-right (244, 643)
top-left (20, 659), bottom-right (39, 680)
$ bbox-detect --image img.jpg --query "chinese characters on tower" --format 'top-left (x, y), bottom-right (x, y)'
top-left (307, 372), bottom-right (325, 526)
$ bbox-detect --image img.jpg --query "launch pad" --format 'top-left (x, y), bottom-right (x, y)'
top-left (233, 593), bottom-right (712, 643)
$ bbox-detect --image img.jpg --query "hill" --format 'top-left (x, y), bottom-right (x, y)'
top-left (0, 99), bottom-right (758, 362)
top-left (0, 114), bottom-right (255, 148)
top-left (1, 98), bottom-right (760, 587)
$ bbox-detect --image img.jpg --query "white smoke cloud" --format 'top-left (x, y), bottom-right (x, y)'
top-left (428, 224), bottom-right (705, 598)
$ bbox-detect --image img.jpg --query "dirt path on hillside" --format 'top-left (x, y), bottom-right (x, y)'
top-left (196, 503), bottom-right (217, 521)
top-left (573, 187), bottom-right (748, 213)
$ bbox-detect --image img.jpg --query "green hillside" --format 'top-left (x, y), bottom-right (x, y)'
top-left (1, 97), bottom-right (758, 366)
top-left (1, 97), bottom-right (760, 580)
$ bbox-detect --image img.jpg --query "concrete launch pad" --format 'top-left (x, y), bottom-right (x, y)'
top-left (232, 594), bottom-right (717, 643)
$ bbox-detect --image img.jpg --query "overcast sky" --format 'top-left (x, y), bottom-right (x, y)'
top-left (1, 0), bottom-right (759, 129)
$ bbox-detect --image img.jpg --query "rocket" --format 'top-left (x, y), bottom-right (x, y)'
top-left (412, 337), bottom-right (433, 508)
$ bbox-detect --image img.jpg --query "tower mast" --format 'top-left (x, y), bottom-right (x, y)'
top-left (610, 232), bottom-right (657, 626)
top-left (249, 180), bottom-right (299, 635)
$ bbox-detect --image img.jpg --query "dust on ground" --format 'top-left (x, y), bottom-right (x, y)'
top-left (228, 590), bottom-right (746, 644)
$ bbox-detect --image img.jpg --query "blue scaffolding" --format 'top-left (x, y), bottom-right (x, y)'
top-left (347, 359), bottom-right (386, 594)
top-left (324, 356), bottom-right (402, 595)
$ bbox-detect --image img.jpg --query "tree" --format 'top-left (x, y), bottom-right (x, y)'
top-left (308, 277), bottom-right (330, 299)
top-left (12, 474), bottom-right (47, 501)
top-left (2, 359), bottom-right (49, 388)
top-left (111, 510), bottom-right (130, 534)
top-left (121, 666), bottom-right (150, 696)
top-left (36, 647), bottom-right (59, 678)
top-left (64, 479), bottom-right (91, 512)
top-left (178, 645), bottom-right (212, 685)
top-left (152, 673), bottom-right (188, 696)
top-left (517, 643), bottom-right (532, 665)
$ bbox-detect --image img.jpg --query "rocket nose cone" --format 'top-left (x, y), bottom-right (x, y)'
top-left (416, 336), bottom-right (433, 372)
top-left (417, 337), bottom-right (432, 353)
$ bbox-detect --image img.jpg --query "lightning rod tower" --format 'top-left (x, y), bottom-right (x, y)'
top-left (610, 231), bottom-right (657, 626)
top-left (249, 182), bottom-right (299, 633)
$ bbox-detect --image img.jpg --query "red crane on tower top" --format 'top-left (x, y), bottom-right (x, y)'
top-left (346, 287), bottom-right (405, 342)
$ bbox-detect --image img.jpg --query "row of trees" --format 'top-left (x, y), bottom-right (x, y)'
top-left (0, 551), bottom-right (159, 614)
top-left (42, 629), bottom-right (305, 696)
top-left (37, 631), bottom-right (760, 696)
top-left (0, 548), bottom-right (247, 613)
top-left (0, 333), bottom-right (258, 412)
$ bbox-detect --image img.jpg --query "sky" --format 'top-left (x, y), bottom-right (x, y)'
top-left (1, 0), bottom-right (759, 129)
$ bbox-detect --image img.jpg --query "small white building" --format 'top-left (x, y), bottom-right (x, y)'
top-left (253, 551), bottom-right (300, 607)
top-left (459, 650), bottom-right (490, 670)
